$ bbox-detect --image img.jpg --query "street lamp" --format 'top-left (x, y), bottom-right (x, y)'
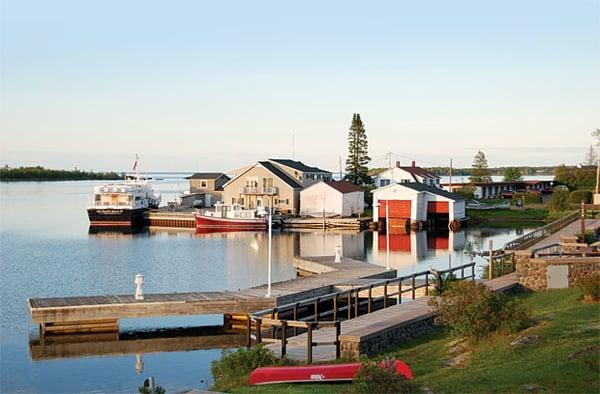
top-left (264, 195), bottom-right (273, 297)
top-left (374, 201), bottom-right (391, 271)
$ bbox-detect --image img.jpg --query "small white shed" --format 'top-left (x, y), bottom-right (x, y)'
top-left (300, 181), bottom-right (364, 217)
top-left (373, 182), bottom-right (466, 225)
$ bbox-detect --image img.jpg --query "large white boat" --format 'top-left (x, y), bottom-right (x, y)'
top-left (87, 157), bottom-right (160, 227)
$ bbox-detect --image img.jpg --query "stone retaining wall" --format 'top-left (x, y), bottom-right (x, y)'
top-left (515, 251), bottom-right (599, 291)
top-left (339, 315), bottom-right (435, 360)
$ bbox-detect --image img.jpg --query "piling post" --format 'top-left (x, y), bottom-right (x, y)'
top-left (335, 321), bottom-right (341, 359)
top-left (306, 323), bottom-right (313, 364)
top-left (280, 320), bottom-right (287, 357)
top-left (246, 315), bottom-right (252, 348)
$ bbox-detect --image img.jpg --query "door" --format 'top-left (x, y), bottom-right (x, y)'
top-left (547, 265), bottom-right (569, 289)
top-left (379, 200), bottom-right (411, 219)
top-left (427, 201), bottom-right (449, 214)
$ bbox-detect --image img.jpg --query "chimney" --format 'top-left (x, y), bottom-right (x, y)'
top-left (411, 160), bottom-right (416, 167)
top-left (396, 161), bottom-right (401, 168)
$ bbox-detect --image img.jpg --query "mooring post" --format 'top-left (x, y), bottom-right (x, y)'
top-left (306, 322), bottom-right (313, 364)
top-left (334, 244), bottom-right (342, 263)
top-left (135, 274), bottom-right (144, 300)
top-left (246, 315), bottom-right (252, 348)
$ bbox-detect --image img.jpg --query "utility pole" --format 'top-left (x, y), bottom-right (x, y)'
top-left (339, 156), bottom-right (342, 180)
top-left (449, 158), bottom-right (453, 191)
top-left (292, 134), bottom-right (295, 159)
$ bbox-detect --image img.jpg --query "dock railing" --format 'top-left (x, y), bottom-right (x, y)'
top-left (247, 262), bottom-right (476, 364)
top-left (504, 211), bottom-right (579, 250)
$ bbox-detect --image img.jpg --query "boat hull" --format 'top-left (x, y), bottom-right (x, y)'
top-left (248, 360), bottom-right (413, 385)
top-left (194, 214), bottom-right (267, 230)
top-left (87, 207), bottom-right (146, 227)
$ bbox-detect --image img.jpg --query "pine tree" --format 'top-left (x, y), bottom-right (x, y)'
top-left (469, 150), bottom-right (492, 183)
top-left (584, 144), bottom-right (597, 165)
top-left (344, 113), bottom-right (373, 186)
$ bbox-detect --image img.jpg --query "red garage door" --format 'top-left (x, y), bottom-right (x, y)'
top-left (379, 200), bottom-right (411, 219)
top-left (427, 201), bottom-right (449, 214)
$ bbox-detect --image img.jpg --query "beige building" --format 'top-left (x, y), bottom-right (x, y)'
top-left (223, 160), bottom-right (332, 215)
top-left (186, 173), bottom-right (230, 194)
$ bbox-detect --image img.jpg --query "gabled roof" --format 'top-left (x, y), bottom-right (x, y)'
top-left (376, 166), bottom-right (440, 180)
top-left (186, 172), bottom-right (230, 180)
top-left (221, 161), bottom-right (302, 189)
top-left (374, 182), bottom-right (464, 201)
top-left (302, 180), bottom-right (364, 194)
top-left (258, 161), bottom-right (303, 188)
top-left (268, 159), bottom-right (331, 174)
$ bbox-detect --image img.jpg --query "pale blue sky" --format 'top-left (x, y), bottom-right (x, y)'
top-left (1, 0), bottom-right (599, 172)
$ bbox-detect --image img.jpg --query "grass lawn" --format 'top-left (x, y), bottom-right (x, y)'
top-left (229, 288), bottom-right (599, 393)
top-left (468, 208), bottom-right (549, 223)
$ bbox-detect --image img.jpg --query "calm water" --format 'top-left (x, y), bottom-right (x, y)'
top-left (0, 178), bottom-right (533, 393)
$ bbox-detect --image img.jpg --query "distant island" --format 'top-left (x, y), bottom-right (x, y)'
top-left (0, 166), bottom-right (124, 181)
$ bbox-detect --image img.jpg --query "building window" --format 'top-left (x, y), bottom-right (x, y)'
top-left (380, 179), bottom-right (390, 187)
top-left (200, 180), bottom-right (207, 188)
top-left (232, 198), bottom-right (236, 204)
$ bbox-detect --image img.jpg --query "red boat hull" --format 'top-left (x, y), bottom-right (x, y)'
top-left (194, 213), bottom-right (267, 230)
top-left (248, 360), bottom-right (413, 385)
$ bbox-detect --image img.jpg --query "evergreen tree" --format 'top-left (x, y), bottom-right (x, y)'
top-left (344, 113), bottom-right (373, 186)
top-left (469, 150), bottom-right (492, 183)
top-left (503, 167), bottom-right (522, 182)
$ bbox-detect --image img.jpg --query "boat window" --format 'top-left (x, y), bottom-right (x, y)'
top-left (235, 213), bottom-right (241, 218)
top-left (216, 206), bottom-right (221, 212)
top-left (135, 196), bottom-right (141, 201)
top-left (95, 194), bottom-right (101, 202)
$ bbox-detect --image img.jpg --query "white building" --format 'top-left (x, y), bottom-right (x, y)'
top-left (300, 180), bottom-right (364, 217)
top-left (373, 161), bottom-right (441, 188)
top-left (372, 182), bottom-right (466, 227)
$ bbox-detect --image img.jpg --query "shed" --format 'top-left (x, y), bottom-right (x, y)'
top-left (300, 181), bottom-right (364, 217)
top-left (373, 182), bottom-right (466, 228)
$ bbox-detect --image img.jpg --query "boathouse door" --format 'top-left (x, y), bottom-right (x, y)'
top-left (378, 200), bottom-right (411, 219)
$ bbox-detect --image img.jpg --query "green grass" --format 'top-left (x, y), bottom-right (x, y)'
top-left (228, 288), bottom-right (599, 393)
top-left (468, 208), bottom-right (549, 223)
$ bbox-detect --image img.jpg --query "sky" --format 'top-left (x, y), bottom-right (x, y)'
top-left (1, 0), bottom-right (599, 172)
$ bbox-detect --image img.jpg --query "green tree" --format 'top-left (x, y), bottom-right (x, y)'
top-left (554, 164), bottom-right (596, 190)
top-left (593, 128), bottom-right (600, 147)
top-left (469, 150), bottom-right (492, 183)
top-left (502, 167), bottom-right (523, 182)
top-left (344, 113), bottom-right (373, 187)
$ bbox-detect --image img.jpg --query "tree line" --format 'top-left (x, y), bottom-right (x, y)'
top-left (0, 166), bottom-right (123, 181)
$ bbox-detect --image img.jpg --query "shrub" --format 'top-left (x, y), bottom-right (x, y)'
top-left (548, 190), bottom-right (571, 213)
top-left (512, 192), bottom-right (542, 205)
top-left (577, 273), bottom-right (600, 302)
top-left (353, 358), bottom-right (421, 394)
top-left (211, 346), bottom-right (278, 391)
top-left (454, 186), bottom-right (475, 200)
top-left (569, 190), bottom-right (593, 204)
top-left (431, 272), bottom-right (458, 295)
top-left (429, 281), bottom-right (531, 340)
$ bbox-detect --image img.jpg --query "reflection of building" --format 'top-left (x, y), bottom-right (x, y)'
top-left (371, 230), bottom-right (466, 269)
top-left (298, 231), bottom-right (365, 260)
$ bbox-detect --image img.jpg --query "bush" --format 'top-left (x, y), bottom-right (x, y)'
top-left (431, 272), bottom-right (458, 295)
top-left (512, 192), bottom-right (542, 205)
top-left (569, 190), bottom-right (593, 204)
top-left (211, 346), bottom-right (278, 391)
top-left (548, 190), bottom-right (571, 213)
top-left (353, 358), bottom-right (421, 394)
top-left (454, 186), bottom-right (475, 200)
top-left (429, 281), bottom-right (531, 340)
top-left (577, 273), bottom-right (600, 302)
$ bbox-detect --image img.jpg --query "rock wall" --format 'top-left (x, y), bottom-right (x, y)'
top-left (340, 316), bottom-right (435, 360)
top-left (515, 252), bottom-right (600, 291)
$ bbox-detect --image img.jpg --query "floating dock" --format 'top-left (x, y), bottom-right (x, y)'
top-left (28, 257), bottom-right (395, 336)
top-left (281, 217), bottom-right (372, 230)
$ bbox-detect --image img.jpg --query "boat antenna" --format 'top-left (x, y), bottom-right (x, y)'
top-left (133, 154), bottom-right (140, 182)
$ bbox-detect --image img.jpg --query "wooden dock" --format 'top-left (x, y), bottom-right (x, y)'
top-left (281, 217), bottom-right (372, 230)
top-left (145, 211), bottom-right (195, 228)
top-left (28, 257), bottom-right (395, 336)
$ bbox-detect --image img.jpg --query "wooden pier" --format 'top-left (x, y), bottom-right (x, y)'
top-left (28, 257), bottom-right (395, 336)
top-left (145, 211), bottom-right (195, 228)
top-left (281, 217), bottom-right (371, 230)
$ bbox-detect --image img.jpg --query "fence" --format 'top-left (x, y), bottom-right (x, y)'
top-left (504, 211), bottom-right (579, 250)
top-left (487, 251), bottom-right (517, 278)
top-left (247, 262), bottom-right (476, 364)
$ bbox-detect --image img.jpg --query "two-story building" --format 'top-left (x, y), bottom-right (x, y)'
top-left (221, 159), bottom-right (332, 215)
top-left (181, 172), bottom-right (230, 208)
top-left (373, 161), bottom-right (441, 188)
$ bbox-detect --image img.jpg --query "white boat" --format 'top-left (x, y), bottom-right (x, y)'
top-left (195, 202), bottom-right (268, 230)
top-left (87, 156), bottom-right (161, 227)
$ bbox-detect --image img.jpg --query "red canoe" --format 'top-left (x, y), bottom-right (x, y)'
top-left (249, 360), bottom-right (413, 385)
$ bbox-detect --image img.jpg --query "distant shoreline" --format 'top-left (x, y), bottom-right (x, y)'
top-left (0, 166), bottom-right (123, 182)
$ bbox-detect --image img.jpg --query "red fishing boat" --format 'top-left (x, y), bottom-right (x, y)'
top-left (194, 202), bottom-right (268, 230)
top-left (248, 360), bottom-right (413, 385)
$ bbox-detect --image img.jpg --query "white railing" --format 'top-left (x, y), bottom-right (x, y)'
top-left (239, 186), bottom-right (278, 195)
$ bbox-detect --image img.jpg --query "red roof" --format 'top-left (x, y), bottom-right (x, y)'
top-left (323, 181), bottom-right (363, 194)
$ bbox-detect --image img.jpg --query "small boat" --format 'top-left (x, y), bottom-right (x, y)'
top-left (194, 202), bottom-right (268, 230)
top-left (248, 360), bottom-right (413, 385)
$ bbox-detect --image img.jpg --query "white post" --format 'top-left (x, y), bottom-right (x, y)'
top-left (135, 274), bottom-right (144, 300)
top-left (335, 245), bottom-right (342, 263)
top-left (266, 196), bottom-right (273, 298)
top-left (386, 202), bottom-right (390, 271)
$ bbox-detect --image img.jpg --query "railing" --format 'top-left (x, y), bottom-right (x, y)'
top-left (247, 262), bottom-right (476, 364)
top-left (487, 251), bottom-right (517, 278)
top-left (531, 242), bottom-right (600, 258)
top-left (504, 211), bottom-right (579, 250)
top-left (239, 186), bottom-right (278, 195)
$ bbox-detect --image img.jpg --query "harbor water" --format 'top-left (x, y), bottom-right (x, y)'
top-left (0, 177), bottom-right (534, 393)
